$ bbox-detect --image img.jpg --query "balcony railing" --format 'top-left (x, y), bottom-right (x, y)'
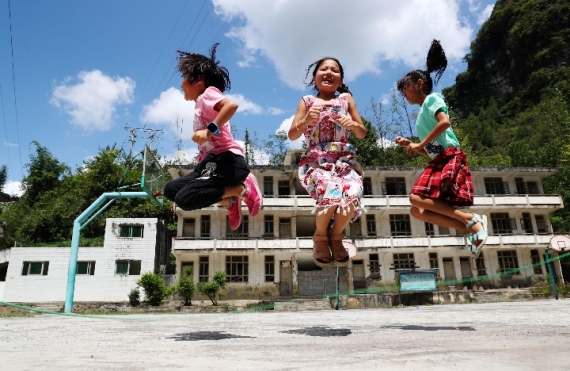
top-left (172, 234), bottom-right (553, 251)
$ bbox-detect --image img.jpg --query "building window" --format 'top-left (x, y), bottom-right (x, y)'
top-left (369, 253), bottom-right (380, 279)
top-left (263, 176), bottom-right (273, 196)
top-left (278, 180), bottom-right (290, 196)
top-left (425, 222), bottom-right (435, 236)
top-left (497, 250), bottom-right (519, 273)
top-left (393, 253), bottom-right (416, 269)
top-left (366, 215), bottom-right (376, 236)
top-left (390, 214), bottom-right (411, 236)
top-left (181, 261), bottom-right (194, 277)
top-left (515, 178), bottom-right (539, 194)
top-left (484, 177), bottom-right (510, 195)
top-left (227, 215), bottom-right (249, 238)
top-left (76, 261), bottom-right (96, 275)
top-left (535, 215), bottom-right (548, 233)
top-left (115, 260), bottom-right (141, 275)
top-left (363, 177), bottom-right (373, 196)
top-left (382, 177), bottom-right (406, 195)
top-left (491, 213), bottom-right (515, 234)
top-left (119, 225), bottom-right (143, 238)
top-left (182, 218), bottom-right (195, 237)
top-left (520, 213), bottom-right (533, 234)
top-left (265, 256), bottom-right (275, 282)
top-left (438, 226), bottom-right (450, 235)
top-left (199, 257), bottom-right (209, 282)
top-left (264, 215), bottom-right (274, 236)
top-left (0, 263), bottom-right (7, 282)
top-left (350, 218), bottom-right (362, 237)
top-left (201, 215), bottom-right (211, 237)
top-left (21, 261), bottom-right (49, 276)
top-left (475, 253), bottom-right (486, 276)
top-left (226, 256), bottom-right (248, 282)
top-left (429, 253), bottom-right (439, 270)
top-left (279, 218), bottom-right (292, 238)
top-left (530, 250), bottom-right (543, 274)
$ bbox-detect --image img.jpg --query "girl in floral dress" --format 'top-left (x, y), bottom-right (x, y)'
top-left (288, 57), bottom-right (367, 267)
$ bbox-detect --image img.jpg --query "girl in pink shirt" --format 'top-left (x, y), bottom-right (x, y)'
top-left (164, 44), bottom-right (262, 230)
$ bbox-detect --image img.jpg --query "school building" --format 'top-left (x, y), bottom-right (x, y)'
top-left (169, 150), bottom-right (568, 298)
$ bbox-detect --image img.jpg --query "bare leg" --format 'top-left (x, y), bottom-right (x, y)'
top-left (330, 203), bottom-right (356, 236)
top-left (409, 194), bottom-right (484, 245)
top-left (410, 206), bottom-right (468, 233)
top-left (215, 184), bottom-right (245, 207)
top-left (315, 206), bottom-right (337, 236)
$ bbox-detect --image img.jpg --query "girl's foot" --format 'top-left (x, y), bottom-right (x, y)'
top-left (227, 197), bottom-right (242, 230)
top-left (329, 233), bottom-right (350, 267)
top-left (466, 213), bottom-right (488, 259)
top-left (241, 174), bottom-right (262, 217)
top-left (312, 234), bottom-right (333, 268)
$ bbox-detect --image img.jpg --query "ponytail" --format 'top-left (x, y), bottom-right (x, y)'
top-left (337, 83), bottom-right (352, 95)
top-left (397, 39), bottom-right (448, 95)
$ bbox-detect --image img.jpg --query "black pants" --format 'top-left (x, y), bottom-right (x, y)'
top-left (164, 152), bottom-right (250, 211)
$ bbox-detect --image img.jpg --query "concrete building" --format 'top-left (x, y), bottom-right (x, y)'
top-left (0, 218), bottom-right (170, 303)
top-left (169, 153), bottom-right (568, 299)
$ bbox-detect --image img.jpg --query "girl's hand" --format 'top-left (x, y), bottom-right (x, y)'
top-left (395, 136), bottom-right (411, 147)
top-left (303, 106), bottom-right (322, 124)
top-left (406, 142), bottom-right (422, 156)
top-left (192, 129), bottom-right (212, 146)
top-left (338, 115), bottom-right (357, 129)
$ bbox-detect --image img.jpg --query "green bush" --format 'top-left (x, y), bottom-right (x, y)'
top-left (177, 266), bottom-right (195, 306)
top-left (197, 270), bottom-right (227, 306)
top-left (128, 287), bottom-right (140, 307)
top-left (137, 272), bottom-right (168, 306)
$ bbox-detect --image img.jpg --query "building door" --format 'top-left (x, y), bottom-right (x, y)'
top-left (352, 260), bottom-right (366, 290)
top-left (459, 257), bottom-right (473, 289)
top-left (442, 258), bottom-right (456, 288)
top-left (280, 261), bottom-right (292, 296)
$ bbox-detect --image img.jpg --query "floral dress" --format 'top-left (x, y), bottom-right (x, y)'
top-left (298, 94), bottom-right (364, 222)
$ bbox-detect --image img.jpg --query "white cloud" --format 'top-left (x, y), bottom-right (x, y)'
top-left (3, 180), bottom-right (23, 196)
top-left (51, 70), bottom-right (135, 131)
top-left (140, 87), bottom-right (195, 140)
top-left (477, 4), bottom-right (494, 25)
top-left (3, 140), bottom-right (18, 147)
top-left (267, 107), bottom-right (285, 115)
top-left (214, 0), bottom-right (473, 89)
top-left (276, 115), bottom-right (303, 150)
top-left (226, 93), bottom-right (263, 114)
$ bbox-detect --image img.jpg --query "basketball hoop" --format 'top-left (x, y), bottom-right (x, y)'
top-left (342, 241), bottom-right (358, 258)
top-left (549, 235), bottom-right (570, 252)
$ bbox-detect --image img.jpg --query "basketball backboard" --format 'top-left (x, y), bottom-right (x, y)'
top-left (549, 235), bottom-right (570, 252)
top-left (141, 146), bottom-right (166, 206)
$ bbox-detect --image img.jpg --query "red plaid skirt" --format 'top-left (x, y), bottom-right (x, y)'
top-left (410, 147), bottom-right (474, 207)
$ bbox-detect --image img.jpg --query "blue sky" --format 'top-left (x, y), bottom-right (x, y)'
top-left (0, 0), bottom-right (495, 196)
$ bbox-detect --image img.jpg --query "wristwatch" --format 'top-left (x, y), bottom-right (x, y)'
top-left (207, 122), bottom-right (221, 135)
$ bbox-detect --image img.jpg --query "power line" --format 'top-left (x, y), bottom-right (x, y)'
top-left (7, 0), bottom-right (23, 179)
top-left (0, 81), bottom-right (13, 180)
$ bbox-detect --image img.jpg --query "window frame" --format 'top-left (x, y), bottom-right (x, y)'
top-left (21, 261), bottom-right (49, 276)
top-left (119, 224), bottom-right (144, 238)
top-left (389, 214), bottom-right (412, 236)
top-left (265, 255), bottom-right (275, 282)
top-left (76, 261), bottom-right (96, 275)
top-left (226, 255), bottom-right (249, 283)
top-left (115, 260), bottom-right (142, 276)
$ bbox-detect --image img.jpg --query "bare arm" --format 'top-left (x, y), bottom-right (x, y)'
top-left (342, 94), bottom-right (367, 139)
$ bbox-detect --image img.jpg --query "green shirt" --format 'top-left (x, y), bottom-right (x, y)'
top-left (417, 93), bottom-right (460, 159)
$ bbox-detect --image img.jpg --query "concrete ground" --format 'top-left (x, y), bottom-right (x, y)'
top-left (1, 300), bottom-right (569, 371)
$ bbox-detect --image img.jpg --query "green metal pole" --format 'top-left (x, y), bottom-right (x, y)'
top-left (335, 266), bottom-right (340, 310)
top-left (544, 249), bottom-right (559, 300)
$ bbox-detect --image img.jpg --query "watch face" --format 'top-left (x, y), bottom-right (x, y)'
top-left (207, 122), bottom-right (219, 134)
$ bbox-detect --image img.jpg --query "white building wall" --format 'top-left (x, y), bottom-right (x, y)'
top-left (2, 218), bottom-right (158, 303)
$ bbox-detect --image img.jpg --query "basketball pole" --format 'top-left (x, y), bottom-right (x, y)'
top-left (544, 248), bottom-right (559, 300)
top-left (64, 192), bottom-right (150, 313)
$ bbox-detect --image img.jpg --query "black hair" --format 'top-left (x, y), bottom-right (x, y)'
top-left (304, 56), bottom-right (352, 95)
top-left (396, 39), bottom-right (447, 95)
top-left (176, 43), bottom-right (231, 92)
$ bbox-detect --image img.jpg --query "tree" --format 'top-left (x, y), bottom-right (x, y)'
top-left (263, 130), bottom-right (288, 166)
top-left (21, 141), bottom-right (70, 205)
top-left (177, 265), bottom-right (196, 306)
top-left (197, 270), bottom-right (227, 306)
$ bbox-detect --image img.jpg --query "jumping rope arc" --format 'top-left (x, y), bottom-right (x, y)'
top-left (1, 250), bottom-right (569, 320)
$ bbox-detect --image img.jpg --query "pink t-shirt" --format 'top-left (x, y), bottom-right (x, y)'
top-left (193, 86), bottom-right (244, 163)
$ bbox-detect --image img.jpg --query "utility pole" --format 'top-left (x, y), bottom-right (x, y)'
top-left (142, 127), bottom-right (164, 150)
top-left (124, 124), bottom-right (145, 158)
